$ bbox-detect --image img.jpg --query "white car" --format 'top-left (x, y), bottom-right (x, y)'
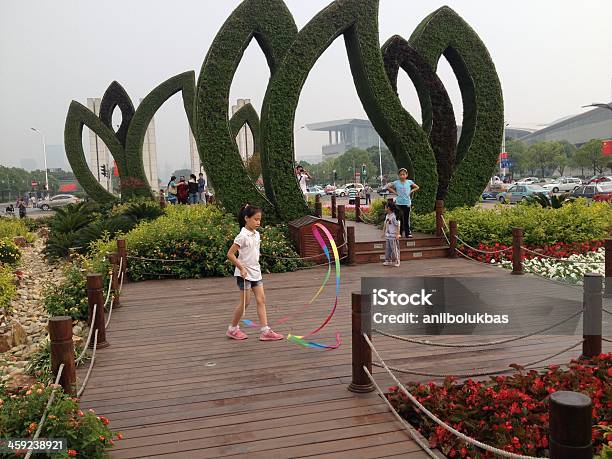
top-left (541, 177), bottom-right (582, 193)
top-left (516, 177), bottom-right (540, 185)
top-left (334, 183), bottom-right (364, 197)
top-left (37, 194), bottom-right (81, 211)
top-left (305, 185), bottom-right (326, 197)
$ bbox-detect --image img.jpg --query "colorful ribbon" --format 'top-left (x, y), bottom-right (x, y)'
top-left (242, 222), bottom-right (342, 350)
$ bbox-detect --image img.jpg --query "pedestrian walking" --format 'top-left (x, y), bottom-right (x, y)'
top-left (188, 174), bottom-right (199, 204)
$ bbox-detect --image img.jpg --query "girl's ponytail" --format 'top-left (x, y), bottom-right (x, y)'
top-left (238, 203), bottom-right (262, 228)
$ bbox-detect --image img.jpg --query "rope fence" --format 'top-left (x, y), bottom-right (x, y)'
top-left (372, 308), bottom-right (584, 348)
top-left (77, 330), bottom-right (98, 397)
top-left (75, 303), bottom-right (96, 364)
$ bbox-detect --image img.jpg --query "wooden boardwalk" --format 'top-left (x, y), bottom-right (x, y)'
top-left (77, 258), bottom-right (611, 458)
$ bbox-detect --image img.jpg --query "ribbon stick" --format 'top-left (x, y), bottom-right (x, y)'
top-left (242, 222), bottom-right (342, 349)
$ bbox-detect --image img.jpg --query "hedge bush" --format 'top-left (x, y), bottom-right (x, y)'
top-left (409, 6), bottom-right (504, 210)
top-left (43, 262), bottom-right (90, 321)
top-left (91, 205), bottom-right (305, 281)
top-left (0, 217), bottom-right (34, 242)
top-left (412, 201), bottom-right (612, 246)
top-left (0, 265), bottom-right (17, 315)
top-left (0, 382), bottom-right (120, 458)
top-left (0, 238), bottom-right (21, 265)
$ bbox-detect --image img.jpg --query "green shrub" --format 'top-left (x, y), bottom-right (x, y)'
top-left (361, 198), bottom-right (387, 226)
top-left (43, 263), bottom-right (89, 321)
top-left (0, 382), bottom-right (120, 458)
top-left (91, 204), bottom-right (305, 281)
top-left (0, 217), bottom-right (34, 242)
top-left (0, 238), bottom-right (21, 265)
top-left (0, 266), bottom-right (17, 315)
top-left (412, 201), bottom-right (612, 246)
top-left (26, 338), bottom-right (86, 383)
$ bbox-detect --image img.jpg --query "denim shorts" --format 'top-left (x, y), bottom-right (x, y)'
top-left (236, 276), bottom-right (263, 290)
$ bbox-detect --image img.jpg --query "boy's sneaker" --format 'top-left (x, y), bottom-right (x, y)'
top-left (407, 233), bottom-right (414, 238)
top-left (383, 261), bottom-right (391, 266)
top-left (394, 261), bottom-right (401, 267)
top-left (260, 329), bottom-right (283, 341)
top-left (226, 327), bottom-right (248, 340)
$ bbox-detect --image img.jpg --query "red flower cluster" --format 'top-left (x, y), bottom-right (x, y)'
top-left (462, 240), bottom-right (603, 264)
top-left (387, 353), bottom-right (611, 458)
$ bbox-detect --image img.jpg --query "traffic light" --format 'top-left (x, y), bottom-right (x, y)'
top-left (100, 164), bottom-right (107, 177)
top-left (361, 164), bottom-right (366, 176)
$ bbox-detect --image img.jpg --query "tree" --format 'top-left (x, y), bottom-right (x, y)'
top-left (505, 139), bottom-right (526, 177)
top-left (574, 139), bottom-right (607, 176)
top-left (524, 141), bottom-right (562, 177)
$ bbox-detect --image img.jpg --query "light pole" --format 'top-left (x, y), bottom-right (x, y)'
top-left (500, 122), bottom-right (509, 179)
top-left (30, 128), bottom-right (49, 193)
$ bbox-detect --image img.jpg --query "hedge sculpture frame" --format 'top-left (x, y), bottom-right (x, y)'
top-left (382, 35), bottom-right (457, 200)
top-left (408, 6), bottom-right (504, 209)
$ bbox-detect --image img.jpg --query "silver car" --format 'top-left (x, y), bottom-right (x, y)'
top-left (37, 194), bottom-right (81, 211)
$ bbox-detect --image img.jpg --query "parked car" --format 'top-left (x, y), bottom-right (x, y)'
top-left (334, 183), bottom-right (364, 197)
top-left (516, 177), bottom-right (540, 185)
top-left (324, 184), bottom-right (336, 194)
top-left (571, 182), bottom-right (612, 201)
top-left (498, 184), bottom-right (550, 204)
top-left (37, 194), bottom-right (81, 211)
top-left (586, 175), bottom-right (612, 184)
top-left (541, 177), bottom-right (582, 193)
top-left (305, 185), bottom-right (326, 197)
top-left (481, 191), bottom-right (497, 200)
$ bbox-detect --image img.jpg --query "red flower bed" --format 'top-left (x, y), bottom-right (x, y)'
top-left (463, 240), bottom-right (603, 264)
top-left (387, 353), bottom-right (611, 458)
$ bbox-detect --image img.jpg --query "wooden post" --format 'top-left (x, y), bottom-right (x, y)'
top-left (582, 273), bottom-right (602, 358)
top-left (331, 194), bottom-right (337, 219)
top-left (355, 195), bottom-right (361, 222)
top-left (605, 238), bottom-right (611, 298)
top-left (435, 199), bottom-right (444, 237)
top-left (86, 274), bottom-right (109, 349)
top-left (159, 189), bottom-right (167, 208)
top-left (511, 228), bottom-right (524, 275)
top-left (314, 194), bottom-right (322, 218)
top-left (109, 252), bottom-right (121, 309)
top-left (348, 292), bottom-right (374, 393)
top-left (337, 204), bottom-right (346, 258)
top-left (347, 226), bottom-right (356, 265)
top-left (549, 391), bottom-right (592, 459)
top-left (48, 316), bottom-right (76, 396)
top-left (449, 220), bottom-right (457, 258)
top-left (116, 239), bottom-right (127, 278)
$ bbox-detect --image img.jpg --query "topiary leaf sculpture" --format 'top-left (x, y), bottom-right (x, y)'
top-left (67, 1), bottom-right (503, 217)
top-left (124, 71), bottom-right (196, 198)
top-left (229, 103), bottom-right (262, 182)
top-left (195, 0), bottom-right (298, 222)
top-left (382, 35), bottom-right (457, 201)
top-left (408, 6), bottom-right (504, 209)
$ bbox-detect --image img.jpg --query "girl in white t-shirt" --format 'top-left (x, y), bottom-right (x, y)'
top-left (226, 204), bottom-right (283, 341)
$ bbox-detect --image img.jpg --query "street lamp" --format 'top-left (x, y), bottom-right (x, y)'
top-left (30, 128), bottom-right (49, 192)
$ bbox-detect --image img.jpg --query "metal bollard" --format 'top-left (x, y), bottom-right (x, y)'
top-left (348, 292), bottom-right (374, 393)
top-left (48, 316), bottom-right (76, 395)
top-left (549, 391), bottom-right (592, 459)
top-left (511, 227), bottom-right (524, 275)
top-left (582, 273), bottom-right (602, 358)
top-left (86, 274), bottom-right (109, 349)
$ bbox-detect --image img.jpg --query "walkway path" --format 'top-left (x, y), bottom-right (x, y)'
top-left (77, 258), bottom-right (610, 458)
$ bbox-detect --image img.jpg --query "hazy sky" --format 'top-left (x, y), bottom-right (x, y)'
top-left (1, 0), bottom-right (611, 174)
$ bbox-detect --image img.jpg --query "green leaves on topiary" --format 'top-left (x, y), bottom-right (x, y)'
top-left (409, 6), bottom-right (504, 209)
top-left (229, 103), bottom-right (262, 182)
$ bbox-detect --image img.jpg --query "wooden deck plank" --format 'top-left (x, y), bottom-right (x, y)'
top-left (70, 256), bottom-right (610, 458)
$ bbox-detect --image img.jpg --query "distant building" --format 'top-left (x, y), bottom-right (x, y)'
top-left (140, 98), bottom-right (159, 192)
top-left (306, 119), bottom-right (385, 159)
top-left (231, 98), bottom-right (255, 161)
top-left (519, 103), bottom-right (612, 146)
